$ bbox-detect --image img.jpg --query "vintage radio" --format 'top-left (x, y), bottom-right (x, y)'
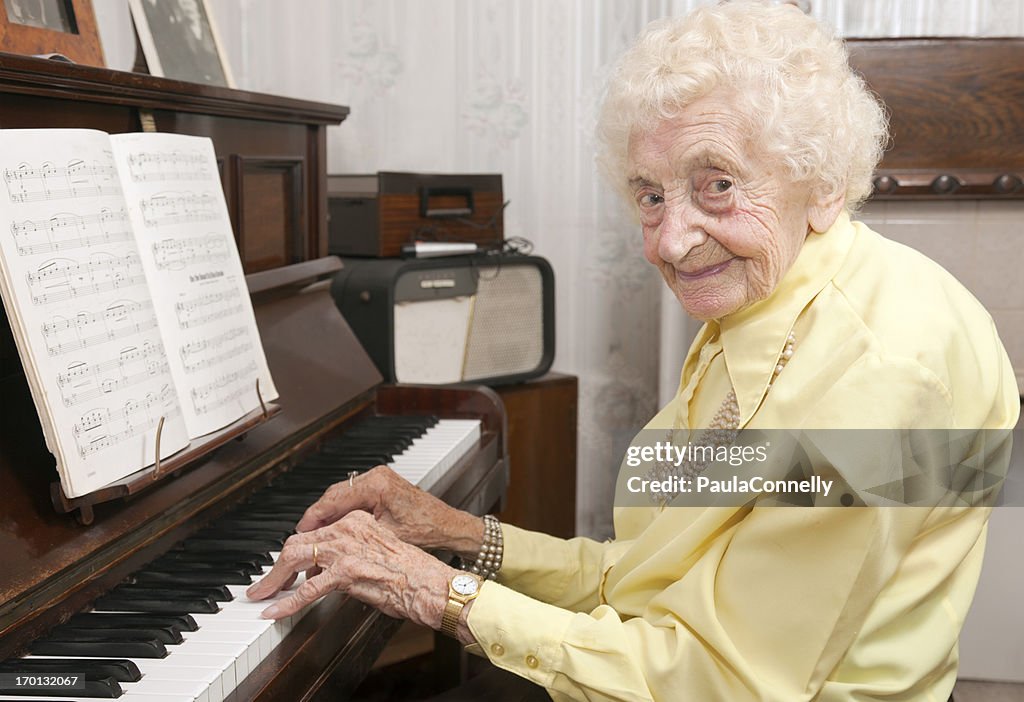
top-left (331, 254), bottom-right (554, 385)
top-left (327, 172), bottom-right (505, 257)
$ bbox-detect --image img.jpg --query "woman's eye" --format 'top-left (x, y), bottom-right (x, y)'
top-left (638, 192), bottom-right (664, 207)
top-left (710, 179), bottom-right (732, 194)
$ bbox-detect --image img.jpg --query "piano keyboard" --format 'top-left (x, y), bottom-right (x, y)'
top-left (0, 415), bottom-right (481, 702)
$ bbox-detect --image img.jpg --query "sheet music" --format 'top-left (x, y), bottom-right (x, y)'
top-left (110, 133), bottom-right (278, 437)
top-left (0, 130), bottom-right (190, 498)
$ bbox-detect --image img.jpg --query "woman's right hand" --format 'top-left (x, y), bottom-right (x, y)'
top-left (295, 465), bottom-right (484, 560)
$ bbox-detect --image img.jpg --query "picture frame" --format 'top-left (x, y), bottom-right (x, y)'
top-left (128, 0), bottom-right (234, 88)
top-left (0, 0), bottom-right (105, 67)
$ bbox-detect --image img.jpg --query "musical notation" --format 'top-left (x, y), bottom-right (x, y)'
top-left (126, 150), bottom-right (212, 183)
top-left (191, 361), bottom-right (257, 416)
top-left (57, 341), bottom-right (169, 407)
top-left (180, 326), bottom-right (252, 373)
top-left (174, 286), bottom-right (242, 329)
top-left (3, 158), bottom-right (121, 204)
top-left (73, 384), bottom-right (179, 459)
top-left (12, 208), bottom-right (132, 256)
top-left (140, 192), bottom-right (220, 228)
top-left (42, 299), bottom-right (158, 356)
top-left (27, 252), bottom-right (146, 305)
top-left (153, 234), bottom-right (229, 270)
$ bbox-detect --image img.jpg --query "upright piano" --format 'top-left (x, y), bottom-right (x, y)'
top-left (0, 53), bottom-right (508, 701)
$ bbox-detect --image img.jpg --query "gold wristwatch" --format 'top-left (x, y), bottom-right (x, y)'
top-left (441, 572), bottom-right (482, 638)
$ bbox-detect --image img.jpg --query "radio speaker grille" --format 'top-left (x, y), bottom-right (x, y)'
top-left (463, 265), bottom-right (544, 381)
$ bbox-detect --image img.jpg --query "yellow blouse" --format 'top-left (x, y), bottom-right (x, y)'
top-left (466, 213), bottom-right (1020, 701)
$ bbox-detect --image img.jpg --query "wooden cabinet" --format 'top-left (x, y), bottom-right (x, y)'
top-left (495, 373), bottom-right (578, 538)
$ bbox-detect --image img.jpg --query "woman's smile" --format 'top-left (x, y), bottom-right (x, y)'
top-left (675, 257), bottom-right (737, 280)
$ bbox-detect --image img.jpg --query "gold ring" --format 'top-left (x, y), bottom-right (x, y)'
top-left (312, 543), bottom-right (319, 569)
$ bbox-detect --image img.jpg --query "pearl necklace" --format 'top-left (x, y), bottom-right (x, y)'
top-left (646, 332), bottom-right (796, 504)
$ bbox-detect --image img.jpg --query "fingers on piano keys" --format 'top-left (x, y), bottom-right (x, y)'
top-left (1, 415), bottom-right (480, 702)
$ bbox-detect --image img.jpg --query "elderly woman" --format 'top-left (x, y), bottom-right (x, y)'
top-left (247, 2), bottom-right (1019, 700)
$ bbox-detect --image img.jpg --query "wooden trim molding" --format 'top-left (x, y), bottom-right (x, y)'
top-left (847, 38), bottom-right (1024, 200)
top-left (0, 50), bottom-right (349, 124)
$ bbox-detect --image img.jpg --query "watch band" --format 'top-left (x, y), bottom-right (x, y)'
top-left (441, 597), bottom-right (465, 638)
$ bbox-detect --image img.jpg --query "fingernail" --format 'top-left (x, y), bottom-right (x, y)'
top-left (262, 604), bottom-right (281, 619)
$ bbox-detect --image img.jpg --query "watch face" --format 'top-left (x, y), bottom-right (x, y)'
top-left (451, 574), bottom-right (480, 596)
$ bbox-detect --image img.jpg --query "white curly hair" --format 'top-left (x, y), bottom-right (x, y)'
top-left (597, 0), bottom-right (889, 212)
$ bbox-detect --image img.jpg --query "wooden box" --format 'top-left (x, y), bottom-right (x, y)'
top-left (327, 172), bottom-right (504, 257)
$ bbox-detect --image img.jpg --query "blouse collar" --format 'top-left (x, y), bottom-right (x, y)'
top-left (718, 211), bottom-right (856, 426)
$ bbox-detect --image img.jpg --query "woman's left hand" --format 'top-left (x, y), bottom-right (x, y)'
top-left (245, 510), bottom-right (457, 631)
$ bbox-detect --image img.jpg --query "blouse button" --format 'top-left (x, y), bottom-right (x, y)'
top-left (490, 643), bottom-right (505, 657)
top-left (525, 654), bottom-right (540, 669)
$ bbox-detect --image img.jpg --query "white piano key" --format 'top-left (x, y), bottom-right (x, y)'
top-left (151, 651), bottom-right (236, 696)
top-left (124, 677), bottom-right (212, 701)
top-left (134, 665), bottom-right (224, 702)
top-left (136, 658), bottom-right (229, 702)
top-left (391, 419), bottom-right (480, 491)
top-left (175, 641), bottom-right (251, 682)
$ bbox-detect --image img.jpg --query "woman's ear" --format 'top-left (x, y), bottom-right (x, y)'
top-left (807, 187), bottom-right (846, 233)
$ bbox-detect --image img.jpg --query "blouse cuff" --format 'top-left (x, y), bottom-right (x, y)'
top-left (467, 580), bottom-right (575, 689)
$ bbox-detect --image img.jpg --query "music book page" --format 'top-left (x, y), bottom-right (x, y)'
top-left (0, 129), bottom-right (190, 497)
top-left (110, 133), bottom-right (278, 437)
top-left (0, 129), bottom-right (279, 499)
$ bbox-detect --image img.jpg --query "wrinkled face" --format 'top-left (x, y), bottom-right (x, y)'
top-left (627, 94), bottom-right (817, 321)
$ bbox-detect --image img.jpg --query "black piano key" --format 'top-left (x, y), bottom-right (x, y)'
top-left (322, 439), bottom-right (412, 452)
top-left (231, 505), bottom-right (307, 518)
top-left (275, 473), bottom-right (348, 485)
top-left (67, 613), bottom-right (198, 633)
top-left (43, 628), bottom-right (170, 645)
top-left (145, 557), bottom-right (262, 575)
top-left (162, 549), bottom-right (273, 566)
top-left (325, 433), bottom-right (415, 444)
top-left (112, 585), bottom-right (232, 602)
top-left (0, 675), bottom-right (122, 698)
top-left (30, 638), bottom-right (167, 658)
top-left (211, 519), bottom-right (297, 533)
top-left (242, 492), bottom-right (321, 505)
top-left (292, 460), bottom-right (374, 472)
top-left (49, 624), bottom-right (182, 645)
top-left (323, 441), bottom-right (409, 451)
top-left (130, 570), bottom-right (252, 586)
top-left (341, 422), bottom-right (430, 434)
top-left (242, 497), bottom-right (322, 511)
top-left (303, 452), bottom-right (392, 464)
top-left (178, 537), bottom-right (283, 553)
top-left (254, 483), bottom-right (332, 495)
top-left (92, 595), bottom-right (218, 614)
top-left (192, 527), bottom-right (290, 541)
top-left (151, 552), bottom-right (266, 573)
top-left (284, 475), bottom-right (364, 487)
top-left (0, 657), bottom-right (141, 682)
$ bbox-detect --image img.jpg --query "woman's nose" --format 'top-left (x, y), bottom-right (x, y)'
top-left (657, 203), bottom-right (708, 262)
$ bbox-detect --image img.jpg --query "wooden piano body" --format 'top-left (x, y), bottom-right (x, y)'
top-left (0, 54), bottom-right (508, 700)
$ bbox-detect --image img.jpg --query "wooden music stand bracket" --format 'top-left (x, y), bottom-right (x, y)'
top-left (50, 383), bottom-right (281, 526)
